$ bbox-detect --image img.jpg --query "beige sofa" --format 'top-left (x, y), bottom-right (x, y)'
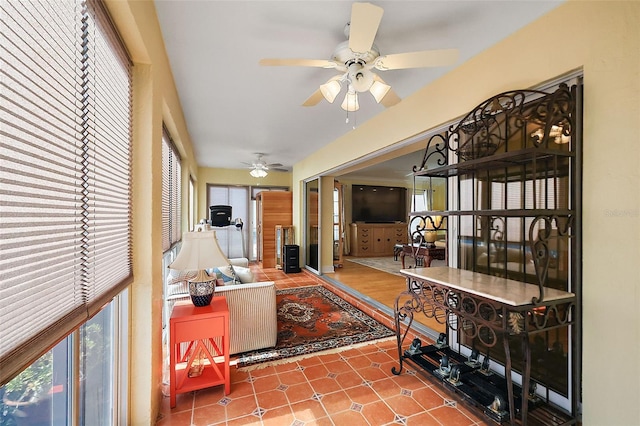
top-left (215, 280), bottom-right (277, 354)
top-left (166, 258), bottom-right (278, 355)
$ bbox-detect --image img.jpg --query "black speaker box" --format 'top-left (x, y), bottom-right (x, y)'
top-left (209, 205), bottom-right (231, 227)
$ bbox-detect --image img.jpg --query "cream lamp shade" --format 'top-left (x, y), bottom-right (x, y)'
top-left (169, 230), bottom-right (230, 306)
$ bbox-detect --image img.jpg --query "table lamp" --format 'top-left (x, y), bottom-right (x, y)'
top-left (423, 215), bottom-right (442, 248)
top-left (168, 230), bottom-right (230, 307)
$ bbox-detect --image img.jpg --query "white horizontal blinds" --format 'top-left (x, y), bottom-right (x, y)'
top-left (0, 0), bottom-right (85, 378)
top-left (161, 127), bottom-right (182, 252)
top-left (0, 0), bottom-right (132, 385)
top-left (162, 132), bottom-right (171, 250)
top-left (83, 0), bottom-right (132, 312)
top-left (171, 150), bottom-right (182, 245)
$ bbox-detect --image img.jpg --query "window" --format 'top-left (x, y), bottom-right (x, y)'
top-left (0, 0), bottom-right (131, 423)
top-left (0, 294), bottom-right (129, 425)
top-left (162, 128), bottom-right (182, 251)
top-left (207, 185), bottom-right (250, 258)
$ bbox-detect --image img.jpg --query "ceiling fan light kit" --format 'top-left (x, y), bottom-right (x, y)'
top-left (259, 2), bottom-right (459, 119)
top-left (244, 153), bottom-right (287, 178)
top-left (250, 168), bottom-right (268, 178)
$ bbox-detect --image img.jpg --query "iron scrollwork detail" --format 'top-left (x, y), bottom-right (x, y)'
top-left (411, 83), bottom-right (576, 170)
top-left (414, 133), bottom-right (448, 173)
top-left (529, 214), bottom-right (574, 304)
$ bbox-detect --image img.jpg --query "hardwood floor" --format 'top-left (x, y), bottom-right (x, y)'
top-left (325, 256), bottom-right (446, 334)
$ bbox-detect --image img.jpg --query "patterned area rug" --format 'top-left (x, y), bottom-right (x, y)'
top-left (236, 286), bottom-right (394, 368)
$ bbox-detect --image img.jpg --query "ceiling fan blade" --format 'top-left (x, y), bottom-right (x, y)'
top-left (267, 163), bottom-right (283, 168)
top-left (302, 89), bottom-right (325, 107)
top-left (380, 87), bottom-right (401, 107)
top-left (348, 2), bottom-right (384, 54)
top-left (259, 58), bottom-right (338, 68)
top-left (375, 49), bottom-right (459, 70)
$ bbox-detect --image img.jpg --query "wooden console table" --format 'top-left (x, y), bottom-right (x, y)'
top-left (400, 244), bottom-right (446, 268)
top-left (392, 267), bottom-right (576, 425)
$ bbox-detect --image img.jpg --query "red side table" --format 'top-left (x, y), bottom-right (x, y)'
top-left (169, 296), bottom-right (230, 408)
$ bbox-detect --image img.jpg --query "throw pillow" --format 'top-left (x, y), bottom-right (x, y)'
top-left (212, 266), bottom-right (234, 284)
top-left (211, 265), bottom-right (255, 284)
top-left (234, 266), bottom-right (254, 283)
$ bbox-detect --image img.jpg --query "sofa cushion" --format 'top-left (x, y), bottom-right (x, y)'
top-left (213, 264), bottom-right (254, 284)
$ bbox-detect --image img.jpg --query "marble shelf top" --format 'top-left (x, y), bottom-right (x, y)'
top-left (401, 266), bottom-right (575, 307)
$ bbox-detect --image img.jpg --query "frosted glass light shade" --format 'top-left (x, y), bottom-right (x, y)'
top-left (320, 80), bottom-right (341, 103)
top-left (341, 91), bottom-right (359, 111)
top-left (250, 168), bottom-right (268, 178)
top-left (369, 80), bottom-right (391, 103)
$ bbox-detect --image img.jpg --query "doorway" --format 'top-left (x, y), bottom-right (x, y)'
top-left (304, 179), bottom-right (319, 272)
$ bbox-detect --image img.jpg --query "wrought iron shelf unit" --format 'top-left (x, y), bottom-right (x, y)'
top-left (394, 268), bottom-right (576, 424)
top-left (393, 83), bottom-right (582, 425)
top-left (410, 209), bottom-right (574, 218)
top-left (413, 147), bottom-right (574, 179)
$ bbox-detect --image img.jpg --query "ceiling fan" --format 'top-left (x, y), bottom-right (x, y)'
top-left (242, 153), bottom-right (287, 178)
top-left (260, 2), bottom-right (459, 111)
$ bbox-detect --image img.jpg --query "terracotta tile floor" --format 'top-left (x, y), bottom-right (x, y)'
top-left (157, 266), bottom-right (484, 426)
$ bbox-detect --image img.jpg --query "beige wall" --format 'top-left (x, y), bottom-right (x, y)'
top-left (105, 0), bottom-right (639, 424)
top-left (293, 1), bottom-right (640, 424)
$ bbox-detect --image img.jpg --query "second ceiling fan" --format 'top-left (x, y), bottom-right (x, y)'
top-left (260, 2), bottom-right (459, 111)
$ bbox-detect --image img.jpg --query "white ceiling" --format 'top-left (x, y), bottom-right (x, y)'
top-left (154, 0), bottom-right (563, 178)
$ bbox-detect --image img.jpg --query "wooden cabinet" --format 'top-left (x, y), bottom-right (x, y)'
top-left (256, 191), bottom-right (292, 268)
top-left (350, 223), bottom-right (407, 257)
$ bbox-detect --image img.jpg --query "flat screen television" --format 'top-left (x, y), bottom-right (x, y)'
top-left (351, 185), bottom-right (407, 223)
